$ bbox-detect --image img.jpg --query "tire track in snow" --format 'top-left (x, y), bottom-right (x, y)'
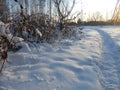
top-left (95, 29), bottom-right (120, 90)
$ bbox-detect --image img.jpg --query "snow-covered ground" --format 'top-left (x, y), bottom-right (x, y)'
top-left (0, 26), bottom-right (120, 90)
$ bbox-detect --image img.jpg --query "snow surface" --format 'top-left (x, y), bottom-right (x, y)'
top-left (0, 26), bottom-right (120, 90)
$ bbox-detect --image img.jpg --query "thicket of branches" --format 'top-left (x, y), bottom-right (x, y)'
top-left (0, 0), bottom-right (82, 44)
top-left (0, 0), bottom-right (82, 72)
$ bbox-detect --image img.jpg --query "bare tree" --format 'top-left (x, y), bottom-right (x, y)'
top-left (49, 0), bottom-right (52, 21)
top-left (93, 12), bottom-right (103, 21)
top-left (112, 0), bottom-right (120, 24)
top-left (0, 0), bottom-right (9, 22)
top-left (53, 0), bottom-right (75, 30)
top-left (24, 0), bottom-right (29, 14)
top-left (87, 12), bottom-right (103, 22)
top-left (38, 0), bottom-right (45, 14)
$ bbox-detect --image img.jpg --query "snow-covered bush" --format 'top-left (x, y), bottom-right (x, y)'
top-left (7, 0), bottom-right (83, 44)
top-left (0, 20), bottom-right (24, 72)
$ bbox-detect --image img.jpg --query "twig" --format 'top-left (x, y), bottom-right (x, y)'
top-left (0, 51), bottom-right (8, 73)
top-left (0, 59), bottom-right (6, 73)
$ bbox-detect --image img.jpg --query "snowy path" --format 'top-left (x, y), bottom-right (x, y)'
top-left (0, 26), bottom-right (120, 90)
top-left (94, 27), bottom-right (120, 90)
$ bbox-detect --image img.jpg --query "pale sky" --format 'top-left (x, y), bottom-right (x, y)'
top-left (73, 0), bottom-right (118, 21)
